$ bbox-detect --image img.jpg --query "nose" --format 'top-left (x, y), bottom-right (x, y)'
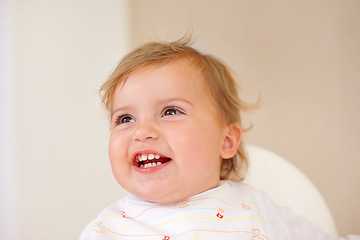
top-left (132, 120), bottom-right (159, 142)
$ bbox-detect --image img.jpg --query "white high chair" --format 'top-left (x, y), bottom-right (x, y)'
top-left (243, 145), bottom-right (338, 237)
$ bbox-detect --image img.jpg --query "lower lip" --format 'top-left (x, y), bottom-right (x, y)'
top-left (133, 160), bottom-right (171, 173)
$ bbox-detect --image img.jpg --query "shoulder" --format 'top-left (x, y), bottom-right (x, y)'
top-left (217, 180), bottom-right (264, 200)
top-left (78, 196), bottom-right (129, 240)
top-left (241, 182), bottom-right (341, 240)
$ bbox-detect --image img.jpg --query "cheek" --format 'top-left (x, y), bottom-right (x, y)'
top-left (108, 135), bottom-right (117, 157)
top-left (170, 126), bottom-right (221, 164)
top-left (108, 132), bottom-right (127, 163)
top-left (108, 133), bottom-right (130, 183)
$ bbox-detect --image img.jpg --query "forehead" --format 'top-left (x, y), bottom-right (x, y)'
top-left (119, 59), bottom-right (208, 95)
top-left (112, 58), bottom-right (218, 109)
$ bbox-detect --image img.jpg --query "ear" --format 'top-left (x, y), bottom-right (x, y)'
top-left (221, 123), bottom-right (242, 159)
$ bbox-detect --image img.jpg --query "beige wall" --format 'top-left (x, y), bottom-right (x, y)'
top-left (130, 0), bottom-right (360, 236)
top-left (1, 0), bottom-right (16, 239)
top-left (12, 0), bottom-right (130, 239)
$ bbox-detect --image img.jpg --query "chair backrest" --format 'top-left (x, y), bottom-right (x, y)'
top-left (243, 145), bottom-right (338, 237)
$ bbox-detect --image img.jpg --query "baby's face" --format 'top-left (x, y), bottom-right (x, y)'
top-left (109, 59), bottom-right (230, 203)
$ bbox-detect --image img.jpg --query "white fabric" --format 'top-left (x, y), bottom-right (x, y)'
top-left (79, 181), bottom-right (359, 240)
top-left (244, 145), bottom-right (338, 237)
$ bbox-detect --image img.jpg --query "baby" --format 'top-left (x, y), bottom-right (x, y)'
top-left (80, 36), bottom-right (359, 240)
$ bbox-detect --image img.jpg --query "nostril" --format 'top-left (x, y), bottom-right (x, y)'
top-left (133, 132), bottom-right (158, 141)
top-left (133, 123), bottom-right (159, 141)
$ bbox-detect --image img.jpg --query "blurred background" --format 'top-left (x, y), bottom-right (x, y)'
top-left (1, 0), bottom-right (359, 239)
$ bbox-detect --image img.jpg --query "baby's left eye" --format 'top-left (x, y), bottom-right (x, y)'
top-left (162, 107), bottom-right (183, 117)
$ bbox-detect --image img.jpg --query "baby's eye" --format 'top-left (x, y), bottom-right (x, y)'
top-left (115, 115), bottom-right (135, 125)
top-left (162, 107), bottom-right (183, 117)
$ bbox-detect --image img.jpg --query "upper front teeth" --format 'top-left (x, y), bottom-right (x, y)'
top-left (138, 153), bottom-right (160, 161)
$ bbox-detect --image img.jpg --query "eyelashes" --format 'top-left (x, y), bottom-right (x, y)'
top-left (161, 106), bottom-right (184, 117)
top-left (113, 106), bottom-right (185, 126)
top-left (114, 114), bottom-right (135, 125)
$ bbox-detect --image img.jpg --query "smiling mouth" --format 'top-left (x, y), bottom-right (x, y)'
top-left (134, 153), bottom-right (172, 169)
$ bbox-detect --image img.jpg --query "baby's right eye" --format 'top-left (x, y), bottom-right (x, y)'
top-left (115, 115), bottom-right (135, 125)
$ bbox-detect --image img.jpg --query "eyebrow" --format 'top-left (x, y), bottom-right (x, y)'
top-left (111, 98), bottom-right (193, 117)
top-left (111, 106), bottom-right (132, 119)
top-left (157, 97), bottom-right (194, 107)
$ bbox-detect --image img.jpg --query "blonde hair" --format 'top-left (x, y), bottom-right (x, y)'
top-left (100, 36), bottom-right (257, 181)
